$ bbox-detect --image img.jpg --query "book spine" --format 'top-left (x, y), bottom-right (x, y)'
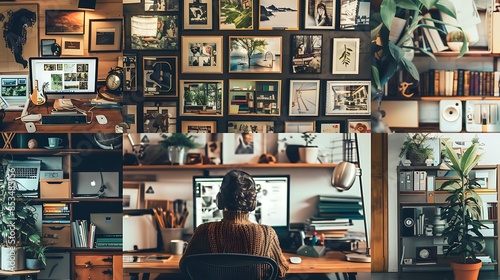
top-left (457, 69), bottom-right (464, 96)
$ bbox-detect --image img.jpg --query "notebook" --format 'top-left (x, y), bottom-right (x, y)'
top-left (72, 172), bottom-right (119, 198)
top-left (90, 213), bottom-right (123, 235)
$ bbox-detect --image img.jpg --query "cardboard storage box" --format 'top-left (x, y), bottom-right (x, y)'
top-left (40, 179), bottom-right (70, 199)
top-left (38, 252), bottom-right (70, 280)
top-left (42, 224), bottom-right (71, 247)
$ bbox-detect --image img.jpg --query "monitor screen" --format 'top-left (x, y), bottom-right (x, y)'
top-left (28, 57), bottom-right (98, 99)
top-left (193, 175), bottom-right (290, 229)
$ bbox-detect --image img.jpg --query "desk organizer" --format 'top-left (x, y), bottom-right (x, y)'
top-left (296, 245), bottom-right (326, 257)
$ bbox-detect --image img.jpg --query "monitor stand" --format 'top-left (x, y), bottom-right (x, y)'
top-left (53, 99), bottom-right (74, 110)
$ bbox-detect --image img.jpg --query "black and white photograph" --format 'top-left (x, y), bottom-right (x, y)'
top-left (258, 0), bottom-right (299, 30)
top-left (326, 80), bottom-right (370, 115)
top-left (234, 133), bottom-right (255, 154)
top-left (181, 121), bottom-right (216, 133)
top-left (184, 0), bottom-right (212, 30)
top-left (304, 0), bottom-right (335, 29)
top-left (144, 0), bottom-right (165, 11)
top-left (181, 36), bottom-right (223, 73)
top-left (143, 102), bottom-right (177, 132)
top-left (143, 56), bottom-right (178, 97)
top-left (291, 34), bottom-right (322, 74)
top-left (340, 0), bottom-right (370, 30)
top-left (130, 15), bottom-right (179, 50)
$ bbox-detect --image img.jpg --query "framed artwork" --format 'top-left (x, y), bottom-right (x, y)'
top-left (219, 0), bottom-right (253, 30)
top-left (181, 36), bottom-right (223, 74)
top-left (45, 10), bottom-right (85, 35)
top-left (332, 38), bottom-right (360, 74)
top-left (123, 182), bottom-right (143, 210)
top-left (347, 119), bottom-right (371, 133)
top-left (320, 122), bottom-right (341, 133)
top-left (41, 39), bottom-right (57, 56)
top-left (227, 121), bottom-right (275, 133)
top-left (340, 0), bottom-right (370, 30)
top-left (0, 3), bottom-right (38, 71)
top-left (325, 80), bottom-right (370, 115)
top-left (222, 133), bottom-right (263, 164)
top-left (229, 36), bottom-right (282, 73)
top-left (228, 79), bottom-right (281, 116)
top-left (258, 0), bottom-right (299, 30)
top-left (61, 38), bottom-right (84, 56)
top-left (143, 56), bottom-right (178, 97)
top-left (179, 80), bottom-right (223, 117)
top-left (122, 105), bottom-right (137, 133)
top-left (304, 0), bottom-right (335, 29)
top-left (88, 19), bottom-right (123, 52)
top-left (291, 34), bottom-right (322, 74)
top-left (183, 0), bottom-right (212, 30)
top-left (181, 121), bottom-right (217, 133)
top-left (284, 121), bottom-right (316, 132)
top-left (143, 101), bottom-right (177, 132)
top-left (289, 80), bottom-right (320, 116)
top-left (206, 140), bottom-right (222, 164)
top-left (130, 15), bottom-right (179, 50)
top-left (144, 0), bottom-right (179, 11)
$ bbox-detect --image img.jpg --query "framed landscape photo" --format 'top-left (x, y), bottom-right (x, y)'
top-left (320, 122), bottom-right (342, 133)
top-left (229, 36), bottom-right (282, 73)
top-left (179, 80), bottom-right (224, 117)
top-left (143, 56), bottom-right (178, 97)
top-left (258, 0), bottom-right (299, 30)
top-left (88, 19), bottom-right (123, 52)
top-left (289, 80), bottom-right (320, 116)
top-left (61, 37), bottom-right (84, 56)
top-left (291, 34), bottom-right (322, 74)
top-left (332, 38), bottom-right (360, 74)
top-left (45, 10), bottom-right (85, 35)
top-left (181, 121), bottom-right (217, 133)
top-left (227, 121), bottom-right (275, 133)
top-left (181, 36), bottom-right (223, 74)
top-left (219, 0), bottom-right (253, 30)
top-left (130, 15), bottom-right (179, 50)
top-left (304, 0), bottom-right (335, 29)
top-left (184, 0), bottom-right (212, 30)
top-left (284, 121), bottom-right (316, 132)
top-left (347, 119), bottom-right (371, 133)
top-left (326, 80), bottom-right (370, 115)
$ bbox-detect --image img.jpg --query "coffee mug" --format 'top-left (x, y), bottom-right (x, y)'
top-left (48, 137), bottom-right (63, 147)
top-left (170, 239), bottom-right (188, 255)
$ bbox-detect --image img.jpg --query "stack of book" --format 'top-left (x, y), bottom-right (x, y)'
top-left (42, 203), bottom-right (70, 224)
top-left (95, 234), bottom-right (123, 248)
top-left (72, 220), bottom-right (96, 248)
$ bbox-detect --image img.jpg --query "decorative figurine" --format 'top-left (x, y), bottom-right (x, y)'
top-left (28, 139), bottom-right (38, 149)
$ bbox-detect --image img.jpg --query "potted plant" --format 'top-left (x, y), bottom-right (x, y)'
top-left (399, 133), bottom-right (435, 166)
top-left (439, 141), bottom-right (485, 280)
top-left (446, 30), bottom-right (470, 52)
top-left (160, 134), bottom-right (200, 165)
top-left (24, 244), bottom-right (47, 270)
top-left (298, 133), bottom-right (318, 164)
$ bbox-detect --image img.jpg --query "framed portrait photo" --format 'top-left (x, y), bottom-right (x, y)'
top-left (258, 0), bottom-right (299, 30)
top-left (88, 19), bottom-right (123, 52)
top-left (227, 121), bottom-right (275, 133)
top-left (332, 38), bottom-right (360, 74)
top-left (304, 0), bottom-right (335, 29)
top-left (143, 56), bottom-right (178, 97)
top-left (289, 80), bottom-right (320, 116)
top-left (347, 119), bottom-right (371, 133)
top-left (181, 121), bottom-right (217, 133)
top-left (130, 15), bottom-right (179, 50)
top-left (184, 0), bottom-right (212, 30)
top-left (229, 36), bottom-right (282, 73)
top-left (45, 10), bottom-right (85, 35)
top-left (291, 34), bottom-right (322, 74)
top-left (181, 36), bottom-right (223, 74)
top-left (180, 80), bottom-right (223, 117)
top-left (222, 133), bottom-right (263, 164)
top-left (61, 37), bottom-right (84, 56)
top-left (284, 121), bottom-right (316, 133)
top-left (219, 0), bottom-right (253, 30)
top-left (325, 80), bottom-right (370, 115)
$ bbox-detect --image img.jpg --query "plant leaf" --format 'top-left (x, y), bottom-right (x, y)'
top-left (380, 0), bottom-right (397, 29)
top-left (435, 0), bottom-right (457, 19)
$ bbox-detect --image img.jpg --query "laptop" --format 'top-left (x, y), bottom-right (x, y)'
top-left (90, 213), bottom-right (123, 235)
top-left (6, 160), bottom-right (41, 194)
top-left (0, 75), bottom-right (29, 111)
top-left (72, 172), bottom-right (119, 198)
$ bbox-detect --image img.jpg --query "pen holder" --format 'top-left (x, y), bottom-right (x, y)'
top-left (296, 245), bottom-right (326, 258)
top-left (160, 228), bottom-right (183, 253)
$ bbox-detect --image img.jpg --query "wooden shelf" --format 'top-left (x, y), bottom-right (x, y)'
top-left (34, 198), bottom-right (123, 203)
top-left (415, 48), bottom-right (497, 57)
top-left (124, 163), bottom-right (338, 171)
top-left (384, 96), bottom-right (500, 101)
top-left (0, 149), bottom-right (120, 154)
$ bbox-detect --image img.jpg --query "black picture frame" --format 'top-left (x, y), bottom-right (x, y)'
top-left (41, 39), bottom-right (57, 56)
top-left (45, 10), bottom-right (85, 35)
top-left (89, 19), bottom-right (123, 53)
top-left (143, 56), bottom-right (178, 97)
top-left (291, 34), bottom-right (322, 74)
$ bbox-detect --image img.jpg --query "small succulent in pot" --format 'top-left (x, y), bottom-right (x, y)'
top-left (446, 30), bottom-right (469, 52)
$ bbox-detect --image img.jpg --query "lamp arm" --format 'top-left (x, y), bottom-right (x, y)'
top-left (354, 133), bottom-right (370, 256)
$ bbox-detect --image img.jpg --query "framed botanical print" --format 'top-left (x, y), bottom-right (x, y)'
top-left (284, 121), bottom-right (316, 132)
top-left (227, 121), bottom-right (275, 133)
top-left (130, 15), bottom-right (179, 50)
top-left (88, 19), bottom-right (123, 52)
top-left (181, 36), bottom-right (223, 74)
top-left (229, 36), bottom-right (282, 73)
top-left (304, 0), bottom-right (335, 29)
top-left (258, 0), bottom-right (299, 30)
top-left (291, 34), bottom-right (322, 74)
top-left (219, 0), bottom-right (253, 30)
top-left (181, 121), bottom-right (217, 133)
top-left (184, 0), bottom-right (212, 30)
top-left (143, 56), bottom-right (178, 97)
top-left (347, 119), bottom-right (371, 133)
top-left (289, 80), bottom-right (320, 116)
top-left (45, 10), bottom-right (85, 35)
top-left (332, 38), bottom-right (360, 74)
top-left (179, 80), bottom-right (224, 116)
top-left (325, 80), bottom-right (370, 115)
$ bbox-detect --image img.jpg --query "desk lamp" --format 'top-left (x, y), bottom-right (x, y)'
top-left (331, 134), bottom-right (371, 263)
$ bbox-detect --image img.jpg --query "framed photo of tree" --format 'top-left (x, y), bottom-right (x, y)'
top-left (258, 0), bottom-right (299, 30)
top-left (184, 0), bottom-right (212, 30)
top-left (143, 56), bottom-right (178, 97)
top-left (219, 0), bottom-right (253, 30)
top-left (229, 36), bottom-right (282, 73)
top-left (179, 80), bottom-right (224, 116)
top-left (291, 34), bottom-right (322, 74)
top-left (181, 36), bottom-right (223, 74)
top-left (332, 38), bottom-right (359, 74)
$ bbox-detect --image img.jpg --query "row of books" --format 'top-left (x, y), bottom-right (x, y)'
top-left (418, 69), bottom-right (500, 97)
top-left (72, 220), bottom-right (96, 248)
top-left (316, 195), bottom-right (364, 220)
top-left (43, 203), bottom-right (70, 224)
top-left (399, 171), bottom-right (435, 192)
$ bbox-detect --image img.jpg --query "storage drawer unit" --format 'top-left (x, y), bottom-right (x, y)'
top-left (73, 254), bottom-right (115, 280)
top-left (40, 179), bottom-right (71, 199)
top-left (42, 224), bottom-right (71, 247)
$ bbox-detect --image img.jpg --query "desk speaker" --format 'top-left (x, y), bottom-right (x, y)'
top-left (401, 208), bottom-right (416, 236)
top-left (439, 100), bottom-right (462, 132)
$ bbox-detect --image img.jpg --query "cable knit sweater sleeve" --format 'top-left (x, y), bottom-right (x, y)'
top-left (264, 225), bottom-right (289, 278)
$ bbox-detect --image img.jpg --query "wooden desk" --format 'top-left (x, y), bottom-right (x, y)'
top-left (0, 269), bottom-right (40, 280)
top-left (1, 100), bottom-right (122, 133)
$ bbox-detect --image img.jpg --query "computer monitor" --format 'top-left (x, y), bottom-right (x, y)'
top-left (28, 57), bottom-right (98, 100)
top-left (193, 175), bottom-right (290, 230)
top-left (0, 75), bottom-right (29, 111)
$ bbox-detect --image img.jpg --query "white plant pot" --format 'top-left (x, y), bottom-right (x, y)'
top-left (299, 147), bottom-right (319, 164)
top-left (1, 246), bottom-right (25, 271)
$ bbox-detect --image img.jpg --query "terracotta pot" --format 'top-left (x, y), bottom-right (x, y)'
top-left (451, 260), bottom-right (482, 280)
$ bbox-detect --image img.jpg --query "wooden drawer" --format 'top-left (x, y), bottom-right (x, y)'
top-left (42, 224), bottom-right (71, 247)
top-left (40, 179), bottom-right (71, 199)
top-left (74, 267), bottom-right (113, 280)
top-left (75, 255), bottom-right (114, 266)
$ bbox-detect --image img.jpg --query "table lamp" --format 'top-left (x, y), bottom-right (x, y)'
top-left (78, 0), bottom-right (96, 10)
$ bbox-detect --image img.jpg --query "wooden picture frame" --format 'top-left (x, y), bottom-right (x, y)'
top-left (291, 34), bottom-right (322, 74)
top-left (45, 10), bottom-right (85, 35)
top-left (222, 133), bottom-right (263, 164)
top-left (227, 121), bottom-right (275, 133)
top-left (219, 0), bottom-right (253, 30)
top-left (258, 0), bottom-right (299, 30)
top-left (181, 36), bottom-right (223, 74)
top-left (340, 0), bottom-right (370, 30)
top-left (183, 0), bottom-right (212, 30)
top-left (130, 15), bottom-right (179, 50)
top-left (325, 80), bottom-right (370, 115)
top-left (347, 119), bottom-right (371, 133)
top-left (284, 121), bottom-right (316, 132)
top-left (320, 122), bottom-right (342, 133)
top-left (332, 38), bottom-right (360, 74)
top-left (179, 80), bottom-right (224, 117)
top-left (88, 19), bottom-right (123, 52)
top-left (61, 37), bottom-right (84, 56)
top-left (304, 0), bottom-right (335, 29)
top-left (229, 36), bottom-right (282, 73)
top-left (143, 56), bottom-right (178, 97)
top-left (181, 121), bottom-right (217, 133)
top-left (143, 101), bottom-right (177, 133)
top-left (228, 79), bottom-right (281, 116)
top-left (289, 80), bottom-right (320, 116)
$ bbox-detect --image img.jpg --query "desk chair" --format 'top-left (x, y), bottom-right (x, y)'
top-left (180, 253), bottom-right (278, 280)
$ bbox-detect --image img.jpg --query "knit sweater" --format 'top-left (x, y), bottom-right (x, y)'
top-left (180, 210), bottom-right (289, 278)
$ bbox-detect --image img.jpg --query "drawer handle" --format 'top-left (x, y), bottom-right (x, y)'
top-left (49, 226), bottom-right (64, 230)
top-left (85, 261), bottom-right (92, 268)
top-left (102, 269), bottom-right (113, 275)
top-left (102, 257), bottom-right (112, 263)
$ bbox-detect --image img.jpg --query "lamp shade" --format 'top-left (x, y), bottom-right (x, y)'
top-left (78, 0), bottom-right (96, 10)
top-left (331, 161), bottom-right (357, 191)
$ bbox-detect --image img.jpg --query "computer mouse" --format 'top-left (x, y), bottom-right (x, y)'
top-left (25, 122), bottom-right (36, 133)
top-left (96, 115), bottom-right (108, 125)
top-left (290, 257), bottom-right (302, 264)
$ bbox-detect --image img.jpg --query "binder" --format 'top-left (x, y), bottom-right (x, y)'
top-left (413, 171), bottom-right (421, 191)
top-left (399, 171), bottom-right (407, 191)
top-left (405, 172), bottom-right (414, 191)
top-left (419, 171), bottom-right (427, 191)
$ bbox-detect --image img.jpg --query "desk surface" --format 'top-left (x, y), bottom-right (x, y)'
top-left (122, 252), bottom-right (371, 274)
top-left (0, 269), bottom-right (40, 276)
top-left (1, 100), bottom-right (122, 133)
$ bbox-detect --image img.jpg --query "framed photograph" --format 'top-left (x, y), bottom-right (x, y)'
top-left (227, 121), bottom-right (275, 133)
top-left (143, 56), bottom-right (178, 97)
top-left (181, 121), bottom-right (217, 133)
top-left (144, 0), bottom-right (165, 11)
top-left (340, 0), bottom-right (370, 30)
top-left (123, 182), bottom-right (143, 210)
top-left (0, 3), bottom-right (38, 72)
top-left (347, 119), bottom-right (371, 133)
top-left (206, 140), bottom-right (222, 164)
top-left (181, 36), bottom-right (223, 74)
top-left (143, 101), bottom-right (177, 132)
top-left (61, 38), bottom-right (84, 56)
top-left (88, 19), bottom-right (123, 52)
top-left (289, 80), bottom-right (320, 116)
top-left (219, 0), bottom-right (253, 30)
top-left (229, 36), bottom-right (282, 73)
top-left (332, 38), bottom-right (360, 74)
top-left (228, 79), bottom-right (281, 116)
top-left (222, 133), bottom-right (263, 164)
top-left (184, 0), bottom-right (212, 30)
top-left (41, 39), bottom-right (57, 56)
top-left (130, 15), bottom-right (179, 50)
top-left (304, 0), bottom-right (335, 29)
top-left (326, 80), bottom-right (370, 115)
top-left (291, 34), bottom-right (322, 74)
top-left (320, 122), bottom-right (342, 133)
top-left (45, 10), bottom-right (85, 35)
top-left (258, 0), bottom-right (299, 30)
top-left (284, 121), bottom-right (316, 132)
top-left (179, 80), bottom-right (223, 117)
top-left (122, 105), bottom-right (137, 133)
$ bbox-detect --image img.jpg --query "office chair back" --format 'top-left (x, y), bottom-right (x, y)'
top-left (180, 253), bottom-right (279, 280)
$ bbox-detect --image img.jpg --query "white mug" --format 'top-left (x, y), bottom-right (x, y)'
top-left (170, 239), bottom-right (188, 255)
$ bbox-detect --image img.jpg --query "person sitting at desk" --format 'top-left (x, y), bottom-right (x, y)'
top-left (179, 170), bottom-right (289, 278)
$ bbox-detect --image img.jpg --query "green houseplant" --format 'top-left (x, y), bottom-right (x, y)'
top-left (24, 244), bottom-right (47, 270)
top-left (160, 134), bottom-right (200, 165)
top-left (399, 133), bottom-right (435, 166)
top-left (299, 133), bottom-right (318, 164)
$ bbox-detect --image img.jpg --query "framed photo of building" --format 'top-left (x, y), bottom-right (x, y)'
top-left (227, 121), bottom-right (275, 133)
top-left (289, 80), bottom-right (320, 116)
top-left (181, 121), bottom-right (217, 133)
top-left (325, 80), bottom-right (370, 115)
top-left (130, 15), bottom-right (179, 50)
top-left (179, 80), bottom-right (223, 116)
top-left (332, 38), bottom-right (360, 75)
top-left (45, 10), bottom-right (85, 35)
top-left (184, 0), bottom-right (212, 30)
top-left (291, 34), bottom-right (322, 74)
top-left (229, 36), bottom-right (282, 73)
top-left (181, 36), bottom-right (223, 74)
top-left (284, 121), bottom-right (316, 132)
top-left (88, 19), bottom-right (123, 52)
top-left (258, 0), bottom-right (299, 30)
top-left (340, 0), bottom-right (370, 30)
top-left (304, 0), bottom-right (335, 29)
top-left (219, 0), bottom-right (253, 30)
top-left (143, 56), bottom-right (178, 97)
top-left (347, 119), bottom-right (371, 133)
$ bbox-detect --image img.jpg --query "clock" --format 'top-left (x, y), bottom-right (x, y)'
top-left (416, 246), bottom-right (437, 264)
top-left (105, 67), bottom-right (123, 94)
top-left (419, 248), bottom-right (430, 259)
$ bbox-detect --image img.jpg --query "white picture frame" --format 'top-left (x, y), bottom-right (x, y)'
top-left (61, 37), bottom-right (84, 56)
top-left (222, 133), bottom-right (263, 164)
top-left (325, 80), bottom-right (370, 115)
top-left (288, 80), bottom-right (320, 116)
top-left (123, 187), bottom-right (140, 209)
top-left (332, 38), bottom-right (360, 75)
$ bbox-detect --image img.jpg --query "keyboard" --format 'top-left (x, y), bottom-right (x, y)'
top-left (41, 114), bottom-right (88, 125)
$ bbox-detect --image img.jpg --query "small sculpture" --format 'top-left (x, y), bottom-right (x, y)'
top-left (27, 139), bottom-right (37, 149)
